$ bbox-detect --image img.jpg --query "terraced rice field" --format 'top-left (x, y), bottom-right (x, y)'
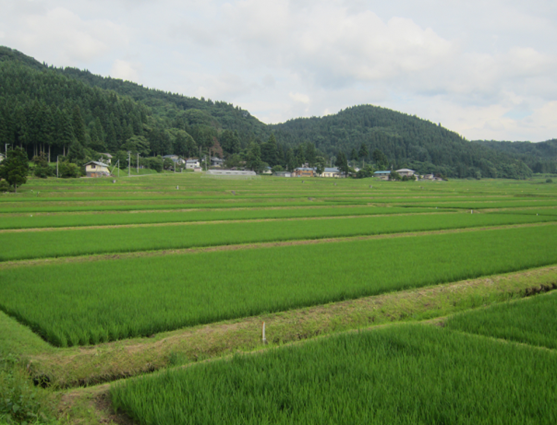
top-left (1, 173), bottom-right (556, 423)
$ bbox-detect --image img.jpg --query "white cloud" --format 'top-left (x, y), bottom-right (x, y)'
top-left (111, 59), bottom-right (141, 82)
top-left (289, 92), bottom-right (310, 104)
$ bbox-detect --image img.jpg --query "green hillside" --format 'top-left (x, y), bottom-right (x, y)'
top-left (0, 45), bottom-right (535, 178)
top-left (473, 139), bottom-right (557, 174)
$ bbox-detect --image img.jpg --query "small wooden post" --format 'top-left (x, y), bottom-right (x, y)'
top-left (262, 322), bottom-right (267, 344)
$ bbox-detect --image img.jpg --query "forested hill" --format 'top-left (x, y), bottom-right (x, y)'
top-left (0, 45), bottom-right (535, 179)
top-left (473, 139), bottom-right (557, 174)
top-left (271, 106), bottom-right (533, 179)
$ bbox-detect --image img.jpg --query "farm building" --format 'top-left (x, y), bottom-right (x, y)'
top-left (85, 161), bottom-right (111, 178)
top-left (186, 159), bottom-right (200, 169)
top-left (374, 170), bottom-right (391, 180)
top-left (210, 157), bottom-right (225, 167)
top-left (205, 169), bottom-right (256, 178)
top-left (396, 168), bottom-right (416, 177)
top-left (293, 167), bottom-right (315, 177)
top-left (274, 171), bottom-right (292, 177)
top-left (322, 167), bottom-right (340, 178)
top-left (163, 155), bottom-right (185, 166)
top-left (99, 153), bottom-right (113, 164)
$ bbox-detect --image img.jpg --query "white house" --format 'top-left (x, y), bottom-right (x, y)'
top-left (186, 159), bottom-right (201, 169)
top-left (322, 167), bottom-right (340, 178)
top-left (85, 161), bottom-right (111, 178)
top-left (396, 168), bottom-right (416, 177)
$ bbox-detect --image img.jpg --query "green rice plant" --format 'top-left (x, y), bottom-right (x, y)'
top-left (0, 206), bottom-right (446, 230)
top-left (1, 213), bottom-right (554, 262)
top-left (110, 323), bottom-right (557, 424)
top-left (445, 291), bottom-right (557, 349)
top-left (0, 225), bottom-right (556, 346)
top-left (405, 200), bottom-right (557, 209)
top-left (0, 200), bottom-right (364, 214)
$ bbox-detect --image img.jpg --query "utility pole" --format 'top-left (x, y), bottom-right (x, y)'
top-left (137, 153), bottom-right (139, 174)
top-left (56, 155), bottom-right (59, 178)
top-left (5, 143), bottom-right (9, 157)
top-left (128, 151), bottom-right (131, 177)
top-left (117, 159), bottom-right (120, 177)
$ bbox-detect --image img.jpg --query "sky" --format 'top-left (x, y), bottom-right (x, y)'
top-left (1, 0), bottom-right (556, 142)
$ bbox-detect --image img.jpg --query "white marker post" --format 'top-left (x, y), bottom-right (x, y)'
top-left (262, 322), bottom-right (267, 344)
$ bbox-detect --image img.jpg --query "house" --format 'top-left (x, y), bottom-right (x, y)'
top-left (210, 157), bottom-right (225, 167)
top-left (85, 161), bottom-right (111, 178)
top-left (374, 170), bottom-right (391, 180)
top-left (322, 167), bottom-right (340, 178)
top-left (99, 153), bottom-right (113, 165)
top-left (163, 155), bottom-right (185, 166)
top-left (186, 159), bottom-right (201, 169)
top-left (274, 171), bottom-right (292, 177)
top-left (423, 174), bottom-right (435, 180)
top-left (292, 167), bottom-right (315, 177)
top-left (396, 168), bottom-right (416, 177)
top-left (262, 167), bottom-right (272, 175)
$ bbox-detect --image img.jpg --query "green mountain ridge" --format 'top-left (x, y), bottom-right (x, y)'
top-left (473, 139), bottom-right (557, 174)
top-left (0, 45), bottom-right (538, 179)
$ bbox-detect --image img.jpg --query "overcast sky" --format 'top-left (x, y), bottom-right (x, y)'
top-left (1, 0), bottom-right (556, 142)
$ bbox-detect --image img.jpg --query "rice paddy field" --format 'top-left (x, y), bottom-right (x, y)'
top-left (1, 173), bottom-right (556, 424)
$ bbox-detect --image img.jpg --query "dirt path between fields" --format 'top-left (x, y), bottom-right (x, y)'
top-left (2, 221), bottom-right (555, 271)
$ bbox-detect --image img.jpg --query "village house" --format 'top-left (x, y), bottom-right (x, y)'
top-left (321, 167), bottom-right (340, 178)
top-left (274, 171), bottom-right (292, 177)
top-left (186, 159), bottom-right (201, 170)
top-left (210, 157), bottom-right (225, 167)
top-left (373, 170), bottom-right (391, 180)
top-left (85, 161), bottom-right (111, 178)
top-left (163, 155), bottom-right (185, 166)
top-left (99, 153), bottom-right (113, 165)
top-left (396, 168), bottom-right (416, 177)
top-left (292, 167), bottom-right (315, 177)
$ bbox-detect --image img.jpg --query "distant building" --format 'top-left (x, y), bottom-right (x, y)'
top-left (163, 155), bottom-right (185, 165)
top-left (210, 157), bottom-right (225, 167)
top-left (274, 171), bottom-right (292, 177)
top-left (186, 159), bottom-right (200, 169)
top-left (322, 167), bottom-right (340, 178)
top-left (396, 168), bottom-right (416, 177)
top-left (292, 167), bottom-right (315, 177)
top-left (99, 153), bottom-right (113, 164)
top-left (85, 161), bottom-right (111, 178)
top-left (374, 170), bottom-right (391, 180)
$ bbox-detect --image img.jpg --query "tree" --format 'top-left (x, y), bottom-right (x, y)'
top-left (0, 148), bottom-right (29, 192)
top-left (335, 151), bottom-right (350, 176)
top-left (314, 156), bottom-right (326, 176)
top-left (261, 133), bottom-right (279, 166)
top-left (246, 142), bottom-right (264, 172)
top-left (372, 149), bottom-right (389, 170)
top-left (358, 143), bottom-right (368, 166)
top-left (220, 130), bottom-right (240, 155)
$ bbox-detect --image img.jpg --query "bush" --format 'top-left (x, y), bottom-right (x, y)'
top-left (58, 162), bottom-right (81, 178)
top-left (546, 178), bottom-right (553, 183)
top-left (0, 180), bottom-right (11, 192)
top-left (33, 166), bottom-right (55, 178)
